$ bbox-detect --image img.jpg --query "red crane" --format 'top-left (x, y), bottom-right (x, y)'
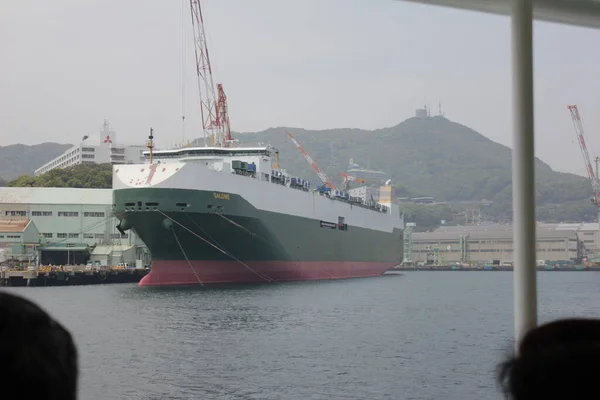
top-left (189, 0), bottom-right (233, 147)
top-left (339, 172), bottom-right (365, 190)
top-left (568, 105), bottom-right (599, 205)
top-left (285, 130), bottom-right (337, 190)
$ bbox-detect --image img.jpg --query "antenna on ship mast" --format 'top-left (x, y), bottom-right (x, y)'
top-left (147, 128), bottom-right (155, 164)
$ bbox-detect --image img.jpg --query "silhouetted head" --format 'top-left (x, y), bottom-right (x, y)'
top-left (499, 318), bottom-right (600, 399)
top-left (0, 292), bottom-right (78, 400)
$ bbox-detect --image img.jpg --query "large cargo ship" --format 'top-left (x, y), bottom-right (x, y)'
top-left (112, 145), bottom-right (404, 286)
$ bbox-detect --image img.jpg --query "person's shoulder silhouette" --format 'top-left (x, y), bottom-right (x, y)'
top-left (499, 318), bottom-right (600, 399)
top-left (0, 292), bottom-right (78, 400)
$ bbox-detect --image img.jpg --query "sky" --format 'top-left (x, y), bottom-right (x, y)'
top-left (1, 0), bottom-right (599, 176)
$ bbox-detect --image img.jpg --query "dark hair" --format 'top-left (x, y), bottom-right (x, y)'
top-left (498, 318), bottom-right (600, 399)
top-left (0, 292), bottom-right (78, 400)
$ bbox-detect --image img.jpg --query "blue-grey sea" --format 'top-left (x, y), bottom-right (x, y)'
top-left (5, 271), bottom-right (600, 399)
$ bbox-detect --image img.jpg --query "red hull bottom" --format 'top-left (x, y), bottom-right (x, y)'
top-left (139, 260), bottom-right (395, 287)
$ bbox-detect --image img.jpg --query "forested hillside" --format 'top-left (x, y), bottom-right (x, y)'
top-left (0, 143), bottom-right (71, 180)
top-left (232, 116), bottom-right (594, 223)
top-left (3, 116), bottom-right (594, 224)
top-left (8, 163), bottom-right (112, 189)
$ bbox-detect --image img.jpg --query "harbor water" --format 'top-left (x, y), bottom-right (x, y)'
top-left (5, 271), bottom-right (600, 399)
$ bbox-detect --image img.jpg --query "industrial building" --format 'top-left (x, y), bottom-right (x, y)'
top-left (34, 119), bottom-right (146, 176)
top-left (538, 222), bottom-right (600, 256)
top-left (0, 219), bottom-right (40, 264)
top-left (411, 224), bottom-right (581, 265)
top-left (0, 187), bottom-right (149, 266)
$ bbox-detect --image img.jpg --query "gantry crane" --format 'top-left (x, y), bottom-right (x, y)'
top-left (568, 104), bottom-right (600, 258)
top-left (189, 0), bottom-right (233, 147)
top-left (285, 130), bottom-right (337, 190)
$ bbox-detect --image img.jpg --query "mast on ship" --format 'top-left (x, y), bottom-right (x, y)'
top-left (189, 0), bottom-right (233, 148)
top-left (147, 128), bottom-right (155, 164)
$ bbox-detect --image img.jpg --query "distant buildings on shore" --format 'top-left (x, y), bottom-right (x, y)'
top-left (34, 119), bottom-right (146, 176)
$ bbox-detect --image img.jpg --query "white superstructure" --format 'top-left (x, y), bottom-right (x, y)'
top-left (34, 119), bottom-right (146, 176)
top-left (113, 146), bottom-right (404, 233)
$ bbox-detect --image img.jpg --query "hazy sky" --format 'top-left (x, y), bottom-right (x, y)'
top-left (1, 0), bottom-right (599, 176)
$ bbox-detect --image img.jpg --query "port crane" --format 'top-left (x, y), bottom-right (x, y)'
top-left (339, 172), bottom-right (365, 191)
top-left (284, 130), bottom-right (337, 190)
top-left (189, 0), bottom-right (233, 147)
top-left (567, 104), bottom-right (600, 258)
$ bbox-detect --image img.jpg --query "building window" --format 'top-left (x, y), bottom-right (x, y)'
top-left (68, 233), bottom-right (79, 238)
top-left (5, 211), bottom-right (26, 217)
top-left (58, 211), bottom-right (79, 217)
top-left (82, 147), bottom-right (95, 152)
top-left (57, 233), bottom-right (68, 238)
top-left (83, 233), bottom-right (94, 239)
top-left (7, 235), bottom-right (21, 239)
top-left (111, 233), bottom-right (122, 239)
top-left (94, 234), bottom-right (104, 239)
top-left (32, 211), bottom-right (52, 216)
top-left (42, 233), bottom-right (53, 238)
top-left (82, 154), bottom-right (95, 159)
top-left (84, 212), bottom-right (105, 218)
top-left (121, 234), bottom-right (129, 239)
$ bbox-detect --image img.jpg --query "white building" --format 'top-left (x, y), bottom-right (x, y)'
top-left (0, 187), bottom-right (149, 266)
top-left (34, 119), bottom-right (147, 176)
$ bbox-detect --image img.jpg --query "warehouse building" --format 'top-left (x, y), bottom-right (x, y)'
top-left (0, 219), bottom-right (41, 264)
top-left (538, 222), bottom-right (599, 257)
top-left (0, 187), bottom-right (149, 266)
top-left (412, 224), bottom-right (579, 264)
top-left (34, 119), bottom-right (146, 176)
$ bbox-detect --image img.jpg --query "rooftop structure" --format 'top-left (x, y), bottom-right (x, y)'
top-left (0, 219), bottom-right (32, 232)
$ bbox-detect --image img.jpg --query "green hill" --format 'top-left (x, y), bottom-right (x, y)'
top-left (0, 142), bottom-right (72, 180)
top-left (231, 116), bottom-right (594, 223)
top-left (3, 117), bottom-right (594, 224)
top-left (8, 163), bottom-right (112, 189)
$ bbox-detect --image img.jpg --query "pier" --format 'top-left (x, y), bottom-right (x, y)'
top-left (0, 266), bottom-right (148, 287)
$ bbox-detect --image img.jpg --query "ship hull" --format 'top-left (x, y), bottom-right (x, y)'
top-left (114, 187), bottom-right (403, 287)
top-left (142, 260), bottom-right (395, 286)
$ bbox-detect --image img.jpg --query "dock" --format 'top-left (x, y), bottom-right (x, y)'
top-left (0, 266), bottom-right (148, 287)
